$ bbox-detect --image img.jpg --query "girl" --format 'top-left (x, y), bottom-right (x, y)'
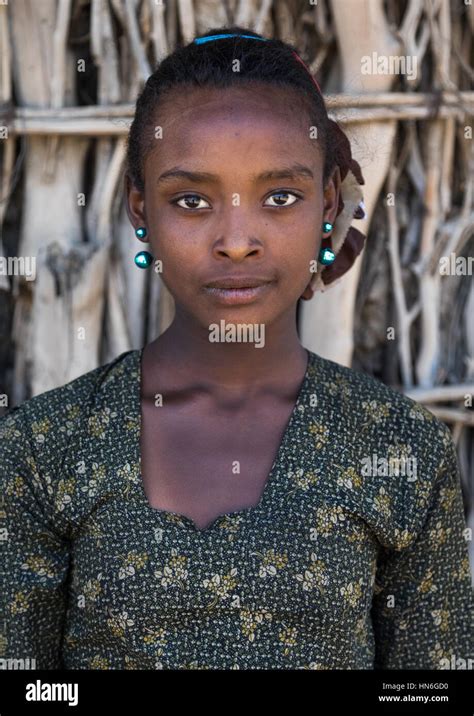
top-left (1, 26), bottom-right (472, 670)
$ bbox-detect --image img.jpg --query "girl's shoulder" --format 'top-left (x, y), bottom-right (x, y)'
top-left (305, 350), bottom-right (462, 551)
top-left (0, 349), bottom-right (140, 534)
top-left (0, 348), bottom-right (139, 450)
top-left (306, 348), bottom-right (454, 464)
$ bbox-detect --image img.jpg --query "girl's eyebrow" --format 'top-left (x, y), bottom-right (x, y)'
top-left (156, 163), bottom-right (315, 186)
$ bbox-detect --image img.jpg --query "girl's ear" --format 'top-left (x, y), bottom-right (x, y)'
top-left (323, 164), bottom-right (342, 224)
top-left (124, 172), bottom-right (146, 229)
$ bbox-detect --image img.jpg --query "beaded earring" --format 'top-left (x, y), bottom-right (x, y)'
top-left (319, 221), bottom-right (336, 265)
top-left (134, 227), bottom-right (154, 268)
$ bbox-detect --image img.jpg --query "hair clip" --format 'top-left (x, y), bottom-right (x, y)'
top-left (194, 33), bottom-right (268, 45)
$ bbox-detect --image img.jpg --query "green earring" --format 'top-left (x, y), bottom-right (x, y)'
top-left (134, 251), bottom-right (154, 268)
top-left (318, 221), bottom-right (336, 265)
top-left (135, 226), bottom-right (147, 239)
top-left (134, 226), bottom-right (154, 268)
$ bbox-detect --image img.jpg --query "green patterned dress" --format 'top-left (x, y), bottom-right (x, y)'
top-left (1, 348), bottom-right (473, 669)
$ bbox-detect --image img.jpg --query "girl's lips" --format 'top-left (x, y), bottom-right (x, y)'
top-left (202, 282), bottom-right (274, 305)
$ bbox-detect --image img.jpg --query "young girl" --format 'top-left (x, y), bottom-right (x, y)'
top-left (2, 26), bottom-right (472, 671)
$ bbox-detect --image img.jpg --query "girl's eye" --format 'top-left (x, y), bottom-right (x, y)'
top-left (171, 191), bottom-right (301, 211)
top-left (264, 191), bottom-right (301, 208)
top-left (172, 194), bottom-right (211, 210)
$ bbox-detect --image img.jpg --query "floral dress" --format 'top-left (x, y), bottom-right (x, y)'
top-left (1, 348), bottom-right (473, 669)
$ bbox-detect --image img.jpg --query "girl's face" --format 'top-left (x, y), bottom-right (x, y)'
top-left (125, 84), bottom-right (340, 331)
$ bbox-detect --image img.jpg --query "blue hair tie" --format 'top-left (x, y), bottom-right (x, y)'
top-left (194, 33), bottom-right (268, 45)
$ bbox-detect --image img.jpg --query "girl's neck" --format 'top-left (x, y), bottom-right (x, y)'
top-left (142, 318), bottom-right (308, 394)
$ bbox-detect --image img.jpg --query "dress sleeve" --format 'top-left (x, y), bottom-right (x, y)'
top-left (370, 427), bottom-right (474, 669)
top-left (1, 406), bottom-right (71, 669)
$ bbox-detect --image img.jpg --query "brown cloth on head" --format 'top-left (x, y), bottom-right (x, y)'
top-left (310, 119), bottom-right (367, 292)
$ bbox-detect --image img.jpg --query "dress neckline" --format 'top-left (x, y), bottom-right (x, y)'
top-left (131, 346), bottom-right (316, 534)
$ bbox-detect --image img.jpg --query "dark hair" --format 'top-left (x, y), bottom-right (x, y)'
top-left (125, 25), bottom-right (338, 194)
